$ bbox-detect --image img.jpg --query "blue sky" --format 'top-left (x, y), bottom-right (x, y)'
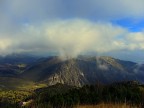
top-left (112, 19), bottom-right (144, 32)
top-left (0, 0), bottom-right (144, 62)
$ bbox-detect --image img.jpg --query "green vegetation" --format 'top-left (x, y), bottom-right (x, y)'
top-left (0, 90), bottom-right (31, 108)
top-left (32, 82), bottom-right (144, 108)
top-left (0, 77), bottom-right (47, 90)
top-left (0, 81), bottom-right (144, 108)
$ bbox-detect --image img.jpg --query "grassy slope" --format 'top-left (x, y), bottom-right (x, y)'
top-left (0, 77), bottom-right (47, 90)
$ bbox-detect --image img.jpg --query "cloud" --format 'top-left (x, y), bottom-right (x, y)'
top-left (133, 64), bottom-right (144, 73)
top-left (1, 0), bottom-right (144, 24)
top-left (98, 64), bottom-right (109, 71)
top-left (0, 19), bottom-right (143, 59)
top-left (43, 19), bottom-right (126, 57)
top-left (95, 57), bottom-right (109, 70)
top-left (0, 1), bottom-right (144, 62)
top-left (127, 32), bottom-right (144, 50)
top-left (0, 38), bottom-right (11, 50)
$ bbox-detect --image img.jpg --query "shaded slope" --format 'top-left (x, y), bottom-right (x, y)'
top-left (22, 56), bottom-right (143, 86)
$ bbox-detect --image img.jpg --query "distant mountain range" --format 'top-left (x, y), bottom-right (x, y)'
top-left (0, 54), bottom-right (144, 87)
top-left (0, 54), bottom-right (38, 64)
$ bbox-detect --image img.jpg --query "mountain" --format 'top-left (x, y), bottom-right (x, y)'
top-left (21, 56), bottom-right (144, 87)
top-left (0, 54), bottom-right (41, 90)
top-left (0, 54), bottom-right (40, 77)
top-left (0, 54), bottom-right (39, 64)
top-left (0, 64), bottom-right (19, 77)
top-left (0, 55), bottom-right (143, 88)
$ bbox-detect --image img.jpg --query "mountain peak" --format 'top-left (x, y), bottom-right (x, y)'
top-left (21, 56), bottom-right (144, 87)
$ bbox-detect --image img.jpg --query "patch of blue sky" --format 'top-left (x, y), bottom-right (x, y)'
top-left (112, 18), bottom-right (144, 32)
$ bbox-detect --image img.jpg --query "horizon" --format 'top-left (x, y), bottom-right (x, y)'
top-left (0, 0), bottom-right (144, 62)
top-left (0, 53), bottom-right (143, 64)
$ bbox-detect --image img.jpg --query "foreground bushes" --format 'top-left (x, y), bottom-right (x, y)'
top-left (0, 81), bottom-right (144, 108)
top-left (34, 82), bottom-right (144, 107)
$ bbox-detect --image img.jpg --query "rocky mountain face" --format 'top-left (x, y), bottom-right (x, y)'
top-left (21, 56), bottom-right (144, 87)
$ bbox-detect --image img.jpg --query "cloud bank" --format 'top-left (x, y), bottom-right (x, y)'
top-left (0, 19), bottom-right (144, 59)
top-left (0, 0), bottom-right (144, 62)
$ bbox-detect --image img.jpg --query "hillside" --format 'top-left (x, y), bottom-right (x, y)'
top-left (0, 55), bottom-right (143, 88)
top-left (0, 54), bottom-right (43, 90)
top-left (21, 56), bottom-right (144, 87)
top-left (28, 81), bottom-right (144, 108)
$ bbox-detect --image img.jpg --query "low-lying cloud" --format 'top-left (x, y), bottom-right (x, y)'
top-left (0, 19), bottom-right (144, 58)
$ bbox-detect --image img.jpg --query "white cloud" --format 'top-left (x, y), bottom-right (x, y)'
top-left (128, 32), bottom-right (144, 42)
top-left (98, 64), bottom-right (109, 71)
top-left (0, 0), bottom-right (144, 62)
top-left (127, 32), bottom-right (144, 50)
top-left (0, 39), bottom-right (11, 50)
top-left (0, 19), bottom-right (143, 58)
top-left (0, 38), bottom-right (12, 55)
top-left (27, 19), bottom-right (128, 57)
